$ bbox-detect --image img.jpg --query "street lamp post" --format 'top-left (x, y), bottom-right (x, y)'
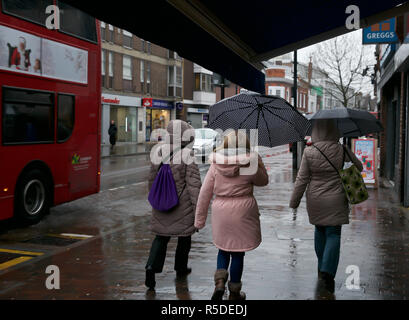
top-left (292, 50), bottom-right (298, 173)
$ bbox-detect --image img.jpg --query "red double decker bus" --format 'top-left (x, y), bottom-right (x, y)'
top-left (0, 0), bottom-right (101, 224)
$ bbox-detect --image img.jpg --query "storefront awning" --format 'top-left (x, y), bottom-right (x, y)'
top-left (64, 0), bottom-right (409, 94)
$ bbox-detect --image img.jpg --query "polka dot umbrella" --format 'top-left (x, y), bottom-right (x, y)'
top-left (208, 92), bottom-right (311, 147)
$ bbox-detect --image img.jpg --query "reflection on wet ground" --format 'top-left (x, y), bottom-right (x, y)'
top-left (1, 145), bottom-right (409, 299)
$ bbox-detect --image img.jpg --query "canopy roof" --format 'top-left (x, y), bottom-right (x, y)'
top-left (64, 0), bottom-right (409, 93)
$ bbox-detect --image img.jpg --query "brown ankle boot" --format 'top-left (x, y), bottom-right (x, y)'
top-left (228, 281), bottom-right (246, 300)
top-left (211, 269), bottom-right (228, 300)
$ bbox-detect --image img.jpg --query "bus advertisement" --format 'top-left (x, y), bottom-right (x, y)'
top-left (0, 0), bottom-right (101, 224)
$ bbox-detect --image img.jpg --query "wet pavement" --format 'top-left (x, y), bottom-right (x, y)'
top-left (101, 142), bottom-right (154, 158)
top-left (1, 145), bottom-right (409, 299)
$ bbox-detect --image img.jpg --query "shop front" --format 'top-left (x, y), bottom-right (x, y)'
top-left (186, 107), bottom-right (209, 128)
top-left (143, 98), bottom-right (175, 141)
top-left (101, 93), bottom-right (143, 144)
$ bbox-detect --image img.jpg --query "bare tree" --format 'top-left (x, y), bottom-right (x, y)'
top-left (312, 32), bottom-right (373, 108)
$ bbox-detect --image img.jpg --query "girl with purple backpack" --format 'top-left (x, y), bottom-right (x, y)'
top-left (145, 120), bottom-right (202, 290)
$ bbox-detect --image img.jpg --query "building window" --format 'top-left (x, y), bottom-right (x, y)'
top-left (57, 94), bottom-right (75, 142)
top-left (141, 39), bottom-right (145, 52)
top-left (101, 50), bottom-right (106, 87)
top-left (108, 52), bottom-right (114, 88)
top-left (168, 66), bottom-right (182, 97)
top-left (168, 50), bottom-right (180, 59)
top-left (123, 55), bottom-right (132, 80)
top-left (2, 87), bottom-right (54, 144)
top-left (146, 61), bottom-right (151, 93)
top-left (108, 24), bottom-right (114, 42)
top-left (123, 30), bottom-right (132, 48)
top-left (140, 60), bottom-right (145, 83)
top-left (195, 74), bottom-right (200, 91)
top-left (100, 21), bottom-right (106, 41)
top-left (146, 41), bottom-right (151, 54)
top-left (195, 73), bottom-right (213, 92)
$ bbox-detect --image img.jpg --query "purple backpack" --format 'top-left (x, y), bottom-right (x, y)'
top-left (148, 150), bottom-right (186, 212)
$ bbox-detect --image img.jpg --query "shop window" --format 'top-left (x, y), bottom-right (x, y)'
top-left (2, 87), bottom-right (54, 144)
top-left (2, 0), bottom-right (52, 26)
top-left (57, 1), bottom-right (97, 43)
top-left (57, 94), bottom-right (75, 142)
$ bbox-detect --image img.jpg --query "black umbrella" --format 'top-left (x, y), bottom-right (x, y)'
top-left (307, 108), bottom-right (383, 137)
top-left (208, 92), bottom-right (311, 147)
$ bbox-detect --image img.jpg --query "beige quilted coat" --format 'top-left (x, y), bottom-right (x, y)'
top-left (148, 120), bottom-right (202, 236)
top-left (289, 120), bottom-right (363, 226)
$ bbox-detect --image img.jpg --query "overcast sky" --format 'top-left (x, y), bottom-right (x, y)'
top-left (292, 29), bottom-right (376, 96)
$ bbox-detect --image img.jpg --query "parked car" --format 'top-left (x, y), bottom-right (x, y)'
top-left (193, 128), bottom-right (221, 159)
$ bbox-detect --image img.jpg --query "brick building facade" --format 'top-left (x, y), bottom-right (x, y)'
top-left (100, 22), bottom-right (182, 144)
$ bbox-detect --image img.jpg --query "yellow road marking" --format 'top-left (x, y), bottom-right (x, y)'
top-left (0, 256), bottom-right (33, 271)
top-left (0, 248), bottom-right (44, 256)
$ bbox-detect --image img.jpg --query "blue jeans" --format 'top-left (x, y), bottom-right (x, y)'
top-left (217, 250), bottom-right (245, 283)
top-left (314, 226), bottom-right (342, 277)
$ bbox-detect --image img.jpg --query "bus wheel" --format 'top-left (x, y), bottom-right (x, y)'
top-left (15, 169), bottom-right (51, 225)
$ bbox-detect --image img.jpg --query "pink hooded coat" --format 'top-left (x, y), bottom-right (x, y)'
top-left (194, 150), bottom-right (269, 252)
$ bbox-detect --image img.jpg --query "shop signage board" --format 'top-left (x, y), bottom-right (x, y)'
top-left (187, 107), bottom-right (209, 113)
top-left (102, 94), bottom-right (141, 107)
top-left (143, 98), bottom-right (174, 109)
top-left (363, 18), bottom-right (399, 44)
top-left (352, 138), bottom-right (378, 186)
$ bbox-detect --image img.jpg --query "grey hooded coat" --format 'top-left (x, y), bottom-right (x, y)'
top-left (148, 120), bottom-right (202, 236)
top-left (289, 119), bottom-right (363, 226)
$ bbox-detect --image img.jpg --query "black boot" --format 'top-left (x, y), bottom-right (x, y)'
top-left (145, 267), bottom-right (156, 290)
top-left (321, 272), bottom-right (335, 293)
top-left (176, 267), bottom-right (192, 278)
top-left (318, 268), bottom-right (324, 279)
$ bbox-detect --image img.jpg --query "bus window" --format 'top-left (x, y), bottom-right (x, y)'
top-left (2, 0), bottom-right (53, 26)
top-left (58, 1), bottom-right (97, 43)
top-left (57, 94), bottom-right (75, 142)
top-left (2, 87), bottom-right (54, 144)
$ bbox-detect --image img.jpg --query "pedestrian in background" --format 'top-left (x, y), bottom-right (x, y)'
top-left (145, 120), bottom-right (202, 290)
top-left (108, 120), bottom-right (117, 149)
top-left (195, 131), bottom-right (269, 300)
top-left (289, 119), bottom-right (363, 293)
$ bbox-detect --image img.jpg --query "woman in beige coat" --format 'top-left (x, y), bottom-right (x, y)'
top-left (289, 119), bottom-right (363, 293)
top-left (145, 120), bottom-right (202, 290)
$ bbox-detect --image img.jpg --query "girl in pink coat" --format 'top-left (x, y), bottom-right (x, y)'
top-left (195, 131), bottom-right (269, 300)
